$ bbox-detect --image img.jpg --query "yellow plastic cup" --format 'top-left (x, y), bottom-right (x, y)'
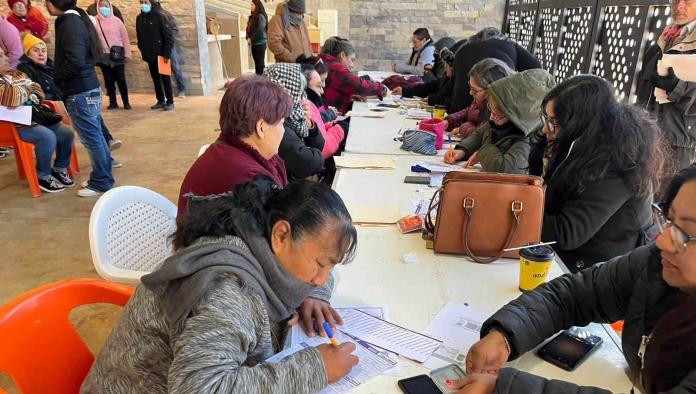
top-left (518, 245), bottom-right (555, 291)
top-left (433, 105), bottom-right (447, 120)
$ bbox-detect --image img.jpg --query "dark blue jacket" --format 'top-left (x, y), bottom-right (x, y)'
top-left (53, 11), bottom-right (100, 97)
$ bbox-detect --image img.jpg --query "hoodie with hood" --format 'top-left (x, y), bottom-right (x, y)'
top-left (0, 14), bottom-right (23, 68)
top-left (81, 209), bottom-right (334, 393)
top-left (92, 0), bottom-right (131, 65)
top-left (6, 0), bottom-right (48, 39)
top-left (455, 69), bottom-right (556, 174)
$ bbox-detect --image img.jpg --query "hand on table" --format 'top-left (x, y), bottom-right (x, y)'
top-left (351, 95), bottom-right (367, 103)
top-left (464, 151), bottom-right (479, 168)
top-left (444, 149), bottom-right (465, 164)
top-left (287, 297), bottom-right (344, 337)
top-left (392, 87), bottom-right (403, 96)
top-left (466, 330), bottom-right (510, 375)
top-left (317, 342), bottom-right (359, 383)
top-left (451, 127), bottom-right (461, 137)
top-left (447, 374), bottom-right (498, 394)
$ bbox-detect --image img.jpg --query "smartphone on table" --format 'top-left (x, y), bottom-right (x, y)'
top-left (537, 327), bottom-right (603, 371)
top-left (398, 364), bottom-right (466, 394)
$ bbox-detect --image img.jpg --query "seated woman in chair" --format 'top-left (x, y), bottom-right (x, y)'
top-left (444, 68), bottom-right (555, 174)
top-left (83, 176), bottom-right (360, 393)
top-left (0, 45), bottom-right (74, 193)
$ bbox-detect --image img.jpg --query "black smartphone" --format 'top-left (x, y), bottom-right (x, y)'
top-left (398, 374), bottom-right (443, 394)
top-left (404, 176), bottom-right (431, 185)
top-left (537, 327), bottom-right (603, 371)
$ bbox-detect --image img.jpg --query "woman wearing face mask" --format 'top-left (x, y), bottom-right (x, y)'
top-left (264, 63), bottom-right (325, 181)
top-left (529, 75), bottom-right (663, 272)
top-left (444, 68), bottom-right (555, 174)
top-left (301, 63), bottom-right (345, 159)
top-left (6, 0), bottom-right (48, 39)
top-left (449, 165), bottom-right (696, 394)
top-left (44, 0), bottom-right (114, 197)
top-left (320, 36), bottom-right (387, 114)
top-left (443, 58), bottom-right (514, 139)
top-left (82, 175), bottom-right (360, 393)
top-left (93, 0), bottom-right (132, 110)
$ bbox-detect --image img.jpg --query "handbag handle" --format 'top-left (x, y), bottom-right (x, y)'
top-left (461, 197), bottom-right (523, 264)
top-left (424, 186), bottom-right (443, 235)
top-left (97, 19), bottom-right (111, 49)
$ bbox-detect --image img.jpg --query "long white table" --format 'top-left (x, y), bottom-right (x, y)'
top-left (344, 101), bottom-right (454, 156)
top-left (329, 97), bottom-right (631, 392)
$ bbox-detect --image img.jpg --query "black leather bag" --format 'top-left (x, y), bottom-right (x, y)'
top-left (98, 20), bottom-right (126, 63)
top-left (32, 103), bottom-right (63, 126)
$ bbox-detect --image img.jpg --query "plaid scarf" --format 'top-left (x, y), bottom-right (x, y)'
top-left (264, 63), bottom-right (309, 138)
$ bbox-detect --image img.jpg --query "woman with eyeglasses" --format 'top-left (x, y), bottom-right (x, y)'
top-left (442, 58), bottom-right (514, 139)
top-left (530, 75), bottom-right (664, 273)
top-left (444, 68), bottom-right (555, 174)
top-left (448, 164), bottom-right (696, 394)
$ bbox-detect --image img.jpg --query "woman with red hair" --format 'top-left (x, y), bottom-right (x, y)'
top-left (6, 0), bottom-right (48, 39)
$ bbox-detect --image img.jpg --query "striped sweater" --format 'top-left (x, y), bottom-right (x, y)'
top-left (81, 272), bottom-right (329, 393)
top-left (0, 69), bottom-right (44, 107)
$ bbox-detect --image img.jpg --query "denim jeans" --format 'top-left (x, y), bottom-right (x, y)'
top-left (65, 88), bottom-right (114, 192)
top-left (170, 44), bottom-right (186, 94)
top-left (18, 123), bottom-right (74, 180)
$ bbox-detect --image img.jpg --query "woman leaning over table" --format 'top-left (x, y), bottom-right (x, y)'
top-left (531, 75), bottom-right (663, 272)
top-left (450, 165), bottom-right (696, 394)
top-left (82, 176), bottom-right (360, 393)
top-left (443, 58), bottom-right (514, 140)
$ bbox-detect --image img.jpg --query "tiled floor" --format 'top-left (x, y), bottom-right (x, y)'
top-left (0, 92), bottom-right (223, 392)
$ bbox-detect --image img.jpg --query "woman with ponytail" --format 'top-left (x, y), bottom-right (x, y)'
top-left (83, 176), bottom-right (360, 393)
top-left (45, 0), bottom-right (114, 197)
top-left (320, 36), bottom-right (387, 113)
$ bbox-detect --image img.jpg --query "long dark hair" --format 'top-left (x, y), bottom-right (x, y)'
top-left (174, 176), bottom-right (358, 264)
top-left (47, 0), bottom-right (102, 60)
top-left (661, 164), bottom-right (696, 208)
top-left (249, 0), bottom-right (268, 32)
top-left (643, 296), bottom-right (696, 393)
top-left (322, 36), bottom-right (355, 58)
top-left (542, 75), bottom-right (664, 198)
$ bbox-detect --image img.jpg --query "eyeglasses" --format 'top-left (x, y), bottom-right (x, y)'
top-left (652, 203), bottom-right (696, 253)
top-left (487, 102), bottom-right (507, 121)
top-left (540, 111), bottom-right (559, 132)
top-left (470, 86), bottom-right (485, 96)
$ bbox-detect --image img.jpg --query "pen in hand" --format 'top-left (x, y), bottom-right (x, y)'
top-left (323, 322), bottom-right (339, 347)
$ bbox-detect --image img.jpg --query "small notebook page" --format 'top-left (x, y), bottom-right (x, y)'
top-left (338, 309), bottom-right (442, 363)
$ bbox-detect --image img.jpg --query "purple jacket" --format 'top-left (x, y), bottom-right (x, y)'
top-left (0, 15), bottom-right (23, 68)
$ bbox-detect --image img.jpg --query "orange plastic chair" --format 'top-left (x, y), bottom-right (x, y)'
top-left (0, 119), bottom-right (80, 198)
top-left (43, 100), bottom-right (80, 174)
top-left (0, 279), bottom-right (134, 394)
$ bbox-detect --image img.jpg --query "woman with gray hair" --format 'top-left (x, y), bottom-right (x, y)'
top-left (444, 58), bottom-right (514, 138)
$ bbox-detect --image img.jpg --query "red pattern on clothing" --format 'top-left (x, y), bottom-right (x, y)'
top-left (321, 53), bottom-right (384, 113)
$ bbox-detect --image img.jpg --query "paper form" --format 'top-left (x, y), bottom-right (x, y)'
top-left (334, 156), bottom-right (396, 169)
top-left (655, 54), bottom-right (696, 103)
top-left (338, 309), bottom-right (442, 363)
top-left (0, 105), bottom-right (32, 125)
top-left (348, 204), bottom-right (402, 224)
top-left (266, 330), bottom-right (396, 394)
top-left (415, 161), bottom-right (467, 174)
top-left (349, 111), bottom-right (386, 118)
top-left (422, 303), bottom-right (486, 370)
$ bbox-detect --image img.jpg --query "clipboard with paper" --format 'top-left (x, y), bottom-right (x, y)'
top-left (655, 54), bottom-right (696, 103)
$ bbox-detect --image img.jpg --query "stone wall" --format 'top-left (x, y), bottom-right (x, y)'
top-left (0, 0), bottom-right (212, 95)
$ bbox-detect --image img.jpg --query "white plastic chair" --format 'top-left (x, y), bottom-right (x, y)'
top-left (89, 186), bottom-right (178, 284)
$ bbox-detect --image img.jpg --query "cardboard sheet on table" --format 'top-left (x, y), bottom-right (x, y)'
top-left (655, 54), bottom-right (696, 103)
top-left (334, 156), bottom-right (396, 169)
top-left (349, 204), bottom-right (402, 224)
top-left (158, 56), bottom-right (172, 76)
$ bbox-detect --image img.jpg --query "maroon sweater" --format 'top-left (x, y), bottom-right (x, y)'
top-left (177, 133), bottom-right (288, 217)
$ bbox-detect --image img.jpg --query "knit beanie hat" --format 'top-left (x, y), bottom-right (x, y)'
top-left (287, 0), bottom-right (305, 13)
top-left (22, 33), bottom-right (45, 55)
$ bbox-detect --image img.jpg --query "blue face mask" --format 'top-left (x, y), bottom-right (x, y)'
top-left (99, 7), bottom-right (111, 17)
top-left (141, 3), bottom-right (151, 13)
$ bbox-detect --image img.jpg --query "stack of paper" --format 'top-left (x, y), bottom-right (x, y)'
top-left (422, 303), bottom-right (486, 370)
top-left (334, 156), bottom-right (396, 169)
top-left (406, 108), bottom-right (431, 119)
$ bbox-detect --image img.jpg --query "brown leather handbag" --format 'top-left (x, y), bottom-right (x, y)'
top-left (425, 172), bottom-right (545, 263)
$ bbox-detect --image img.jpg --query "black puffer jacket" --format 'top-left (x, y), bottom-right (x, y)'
top-left (53, 11), bottom-right (100, 97)
top-left (401, 76), bottom-right (454, 111)
top-left (17, 56), bottom-right (63, 101)
top-left (135, 3), bottom-right (174, 62)
top-left (537, 142), bottom-right (654, 272)
top-left (278, 121), bottom-right (324, 181)
top-left (482, 245), bottom-right (691, 393)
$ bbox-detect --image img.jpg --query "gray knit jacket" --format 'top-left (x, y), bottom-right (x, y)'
top-left (81, 262), bottom-right (330, 393)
